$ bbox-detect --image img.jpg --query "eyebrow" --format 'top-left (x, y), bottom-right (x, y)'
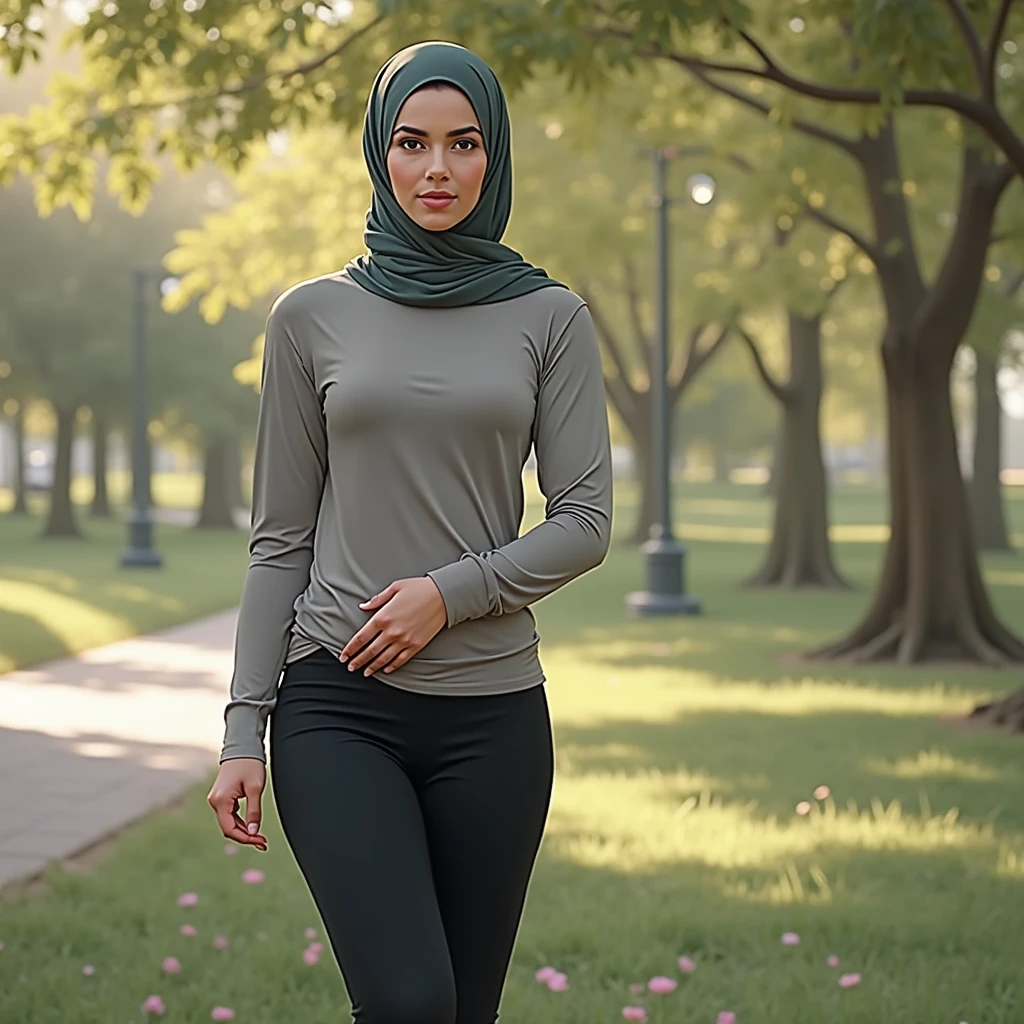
top-left (391, 124), bottom-right (483, 138)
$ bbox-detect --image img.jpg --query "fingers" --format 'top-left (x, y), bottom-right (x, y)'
top-left (243, 779), bottom-right (265, 846)
top-left (208, 781), bottom-right (267, 850)
top-left (382, 647), bottom-right (414, 674)
top-left (347, 638), bottom-right (401, 675)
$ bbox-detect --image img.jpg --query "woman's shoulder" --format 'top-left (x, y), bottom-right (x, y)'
top-left (268, 270), bottom-right (361, 323)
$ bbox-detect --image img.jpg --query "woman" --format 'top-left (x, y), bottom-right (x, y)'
top-left (207, 40), bottom-right (613, 1024)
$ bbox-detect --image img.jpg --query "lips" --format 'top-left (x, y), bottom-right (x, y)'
top-left (418, 192), bottom-right (456, 209)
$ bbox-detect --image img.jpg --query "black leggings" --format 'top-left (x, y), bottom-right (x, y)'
top-left (268, 647), bottom-right (555, 1024)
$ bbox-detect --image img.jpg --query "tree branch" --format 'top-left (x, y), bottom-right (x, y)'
top-left (672, 322), bottom-right (731, 398)
top-left (127, 15), bottom-right (384, 113)
top-left (804, 202), bottom-right (880, 265)
top-left (736, 326), bottom-right (792, 404)
top-left (578, 282), bottom-right (639, 422)
top-left (985, 0), bottom-right (1015, 101)
top-left (942, 0), bottom-right (987, 92)
top-left (620, 257), bottom-right (654, 368)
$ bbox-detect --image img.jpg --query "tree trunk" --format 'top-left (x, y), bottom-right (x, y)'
top-left (195, 433), bottom-right (237, 529)
top-left (42, 404), bottom-right (82, 539)
top-left (747, 313), bottom-right (848, 588)
top-left (10, 403), bottom-right (29, 515)
top-left (812, 345), bottom-right (1024, 663)
top-left (630, 414), bottom-right (657, 545)
top-left (90, 413), bottom-right (111, 518)
top-left (810, 131), bottom-right (1023, 666)
top-left (223, 432), bottom-right (244, 513)
top-left (969, 347), bottom-right (1012, 552)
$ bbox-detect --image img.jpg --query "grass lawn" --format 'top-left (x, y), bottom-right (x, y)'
top-left (1, 481), bottom-right (1023, 1023)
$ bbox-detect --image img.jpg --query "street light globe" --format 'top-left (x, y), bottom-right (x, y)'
top-left (687, 173), bottom-right (716, 206)
top-left (159, 275), bottom-right (180, 298)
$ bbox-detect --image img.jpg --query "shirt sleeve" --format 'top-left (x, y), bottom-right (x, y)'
top-left (425, 302), bottom-right (613, 627)
top-left (219, 302), bottom-right (327, 763)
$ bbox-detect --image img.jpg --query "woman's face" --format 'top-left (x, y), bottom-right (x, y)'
top-left (386, 85), bottom-right (488, 232)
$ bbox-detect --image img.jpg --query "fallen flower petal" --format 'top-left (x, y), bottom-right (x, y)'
top-left (546, 971), bottom-right (569, 991)
top-left (162, 957), bottom-right (182, 974)
top-left (308, 942), bottom-right (324, 955)
top-left (796, 801), bottom-right (812, 816)
top-left (622, 1008), bottom-right (647, 1022)
top-left (839, 973), bottom-right (861, 989)
top-left (534, 966), bottom-right (557, 983)
top-left (211, 1007), bottom-right (235, 1021)
top-left (179, 924), bottom-right (197, 937)
top-left (176, 892), bottom-right (199, 907)
top-left (827, 955), bottom-right (840, 968)
top-left (81, 964), bottom-right (95, 975)
top-left (677, 955), bottom-right (697, 973)
top-left (305, 927), bottom-right (317, 939)
top-left (814, 785), bottom-right (830, 800)
top-left (241, 868), bottom-right (264, 885)
top-left (213, 935), bottom-right (229, 950)
top-left (302, 948), bottom-right (320, 966)
top-left (141, 994), bottom-right (166, 1015)
top-left (223, 843), bottom-right (237, 856)
top-left (717, 1013), bottom-right (736, 1024)
top-left (781, 932), bottom-right (801, 946)
top-left (647, 975), bottom-right (678, 994)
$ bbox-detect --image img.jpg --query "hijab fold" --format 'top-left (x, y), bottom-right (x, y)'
top-left (344, 41), bottom-right (566, 308)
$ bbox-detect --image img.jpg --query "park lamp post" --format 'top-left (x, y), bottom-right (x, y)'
top-left (119, 267), bottom-right (179, 568)
top-left (625, 147), bottom-right (716, 618)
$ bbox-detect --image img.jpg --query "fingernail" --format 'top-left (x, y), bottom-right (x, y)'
top-left (247, 822), bottom-right (258, 835)
top-left (338, 655), bottom-right (347, 663)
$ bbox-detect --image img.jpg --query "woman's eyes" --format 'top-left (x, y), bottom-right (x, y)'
top-left (397, 137), bottom-right (479, 151)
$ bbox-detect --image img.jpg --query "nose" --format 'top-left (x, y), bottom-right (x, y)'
top-left (425, 143), bottom-right (450, 183)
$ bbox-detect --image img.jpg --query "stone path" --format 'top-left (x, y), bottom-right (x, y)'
top-left (0, 608), bottom-right (239, 891)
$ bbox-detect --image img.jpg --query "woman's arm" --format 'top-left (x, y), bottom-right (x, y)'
top-left (219, 297), bottom-right (327, 763)
top-left (426, 302), bottom-right (613, 627)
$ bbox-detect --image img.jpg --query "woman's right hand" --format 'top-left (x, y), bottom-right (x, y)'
top-left (208, 757), bottom-right (269, 851)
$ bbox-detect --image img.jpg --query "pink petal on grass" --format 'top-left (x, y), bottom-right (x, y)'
top-left (308, 942), bottom-right (324, 954)
top-left (302, 948), bottom-right (320, 966)
top-left (81, 964), bottom-right (95, 976)
top-left (781, 932), bottom-right (801, 946)
top-left (839, 973), bottom-right (861, 989)
top-left (305, 927), bottom-right (318, 939)
top-left (179, 924), bottom-right (197, 937)
top-left (162, 957), bottom-right (182, 974)
top-left (213, 935), bottom-right (229, 950)
top-left (717, 1013), bottom-right (736, 1024)
top-left (827, 955), bottom-right (840, 968)
top-left (141, 994), bottom-right (166, 1015)
top-left (622, 1008), bottom-right (648, 1023)
top-left (628, 983), bottom-right (644, 994)
top-left (647, 976), bottom-right (678, 994)
top-left (176, 891), bottom-right (199, 907)
top-left (677, 955), bottom-right (697, 973)
top-left (535, 966), bottom-right (557, 983)
top-left (211, 1007), bottom-right (235, 1021)
top-left (796, 801), bottom-right (812, 816)
top-left (241, 868), bottom-right (264, 885)
top-left (546, 971), bottom-right (569, 991)
top-left (813, 785), bottom-right (831, 800)
top-left (223, 843), bottom-right (238, 856)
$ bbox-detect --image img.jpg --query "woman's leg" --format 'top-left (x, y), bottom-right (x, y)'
top-left (268, 653), bottom-right (457, 1024)
top-left (416, 683), bottom-right (555, 1024)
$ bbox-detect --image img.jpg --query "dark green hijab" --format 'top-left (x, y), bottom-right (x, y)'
top-left (344, 41), bottom-right (566, 308)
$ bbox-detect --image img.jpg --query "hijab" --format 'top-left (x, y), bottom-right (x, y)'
top-left (344, 41), bottom-right (567, 308)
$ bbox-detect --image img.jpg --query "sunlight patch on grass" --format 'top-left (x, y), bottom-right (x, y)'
top-left (546, 659), bottom-right (972, 726)
top-left (985, 567), bottom-right (1024, 587)
top-left (546, 778), bottom-right (1003, 879)
top-left (863, 749), bottom-right (1022, 784)
top-left (0, 580), bottom-right (132, 672)
top-left (103, 583), bottom-right (184, 610)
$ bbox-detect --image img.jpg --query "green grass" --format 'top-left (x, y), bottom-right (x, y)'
top-left (2, 481), bottom-right (1024, 1023)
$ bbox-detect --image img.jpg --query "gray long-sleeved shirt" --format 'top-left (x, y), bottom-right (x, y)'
top-left (220, 271), bottom-right (613, 763)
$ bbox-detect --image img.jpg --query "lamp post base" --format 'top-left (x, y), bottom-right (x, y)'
top-left (120, 511), bottom-right (163, 568)
top-left (625, 536), bottom-right (701, 617)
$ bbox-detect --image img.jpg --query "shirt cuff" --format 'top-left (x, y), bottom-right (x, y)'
top-left (220, 704), bottom-right (269, 764)
top-left (425, 556), bottom-right (491, 627)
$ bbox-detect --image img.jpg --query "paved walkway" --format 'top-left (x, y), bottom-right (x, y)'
top-left (0, 608), bottom-right (239, 891)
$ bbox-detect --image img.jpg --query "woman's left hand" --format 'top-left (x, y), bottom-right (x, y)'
top-left (340, 576), bottom-right (448, 676)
